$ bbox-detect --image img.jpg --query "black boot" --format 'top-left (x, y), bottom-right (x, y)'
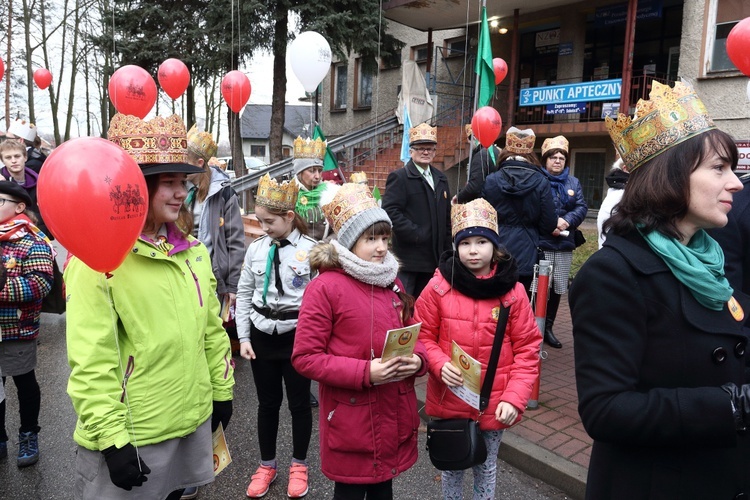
top-left (544, 292), bottom-right (563, 349)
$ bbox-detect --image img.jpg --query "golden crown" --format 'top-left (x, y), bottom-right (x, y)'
top-left (186, 124), bottom-right (217, 161)
top-left (349, 171), bottom-right (368, 184)
top-left (505, 127), bottom-right (535, 154)
top-left (108, 113), bottom-right (188, 165)
top-left (256, 174), bottom-right (299, 211)
top-left (542, 135), bottom-right (569, 156)
top-left (606, 81), bottom-right (715, 171)
top-left (293, 137), bottom-right (326, 160)
top-left (322, 183), bottom-right (378, 235)
top-left (409, 122), bottom-right (437, 145)
top-left (451, 198), bottom-right (498, 238)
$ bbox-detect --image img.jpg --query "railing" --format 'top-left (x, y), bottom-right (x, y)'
top-left (514, 72), bottom-right (675, 125)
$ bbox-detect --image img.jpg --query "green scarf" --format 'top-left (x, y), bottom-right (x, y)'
top-left (639, 227), bottom-right (733, 311)
top-left (295, 183), bottom-right (327, 218)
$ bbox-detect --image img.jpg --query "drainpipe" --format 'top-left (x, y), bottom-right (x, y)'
top-left (619, 0), bottom-right (638, 116)
top-left (506, 9), bottom-right (520, 129)
top-left (426, 28), bottom-right (434, 94)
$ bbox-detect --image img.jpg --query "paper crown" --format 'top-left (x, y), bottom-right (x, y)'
top-left (256, 174), bottom-right (299, 211)
top-left (186, 124), bottom-right (217, 161)
top-left (451, 198), bottom-right (498, 239)
top-left (464, 124), bottom-right (473, 140)
top-left (542, 135), bottom-right (569, 156)
top-left (409, 122), bottom-right (437, 145)
top-left (7, 119), bottom-right (37, 142)
top-left (293, 136), bottom-right (326, 161)
top-left (108, 114), bottom-right (188, 164)
top-left (505, 127), bottom-right (536, 154)
top-left (606, 81), bottom-right (715, 171)
top-left (350, 171), bottom-right (368, 184)
top-left (322, 183), bottom-right (390, 248)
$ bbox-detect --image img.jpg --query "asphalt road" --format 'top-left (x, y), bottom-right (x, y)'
top-left (0, 312), bottom-right (570, 499)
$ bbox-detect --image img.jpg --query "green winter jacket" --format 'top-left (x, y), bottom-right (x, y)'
top-left (65, 228), bottom-right (235, 451)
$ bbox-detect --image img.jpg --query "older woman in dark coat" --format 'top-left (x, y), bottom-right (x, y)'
top-left (570, 82), bottom-right (750, 499)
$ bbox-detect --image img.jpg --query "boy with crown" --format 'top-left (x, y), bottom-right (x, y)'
top-left (293, 137), bottom-right (332, 241)
top-left (382, 122), bottom-right (451, 297)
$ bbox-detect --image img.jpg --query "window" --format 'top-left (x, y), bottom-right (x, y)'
top-left (250, 145), bottom-right (265, 157)
top-left (380, 51), bottom-right (402, 70)
top-left (282, 147), bottom-right (292, 158)
top-left (331, 63), bottom-right (347, 110)
top-left (412, 44), bottom-right (429, 62)
top-left (444, 37), bottom-right (467, 58)
top-left (355, 58), bottom-right (373, 109)
top-left (573, 151), bottom-right (606, 210)
top-left (705, 0), bottom-right (750, 73)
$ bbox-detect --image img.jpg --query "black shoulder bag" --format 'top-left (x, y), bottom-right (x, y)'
top-left (426, 304), bottom-right (511, 471)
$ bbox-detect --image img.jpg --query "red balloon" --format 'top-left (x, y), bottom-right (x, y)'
top-left (727, 18), bottom-right (750, 77)
top-left (492, 58), bottom-right (508, 85)
top-left (158, 58), bottom-right (190, 100)
top-left (0, 58), bottom-right (4, 81)
top-left (33, 68), bottom-right (53, 89)
top-left (38, 137), bottom-right (148, 273)
top-left (471, 107), bottom-right (502, 149)
top-left (108, 65), bottom-right (157, 119)
top-left (221, 71), bottom-right (251, 113)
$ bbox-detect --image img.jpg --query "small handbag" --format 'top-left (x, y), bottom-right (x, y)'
top-left (574, 229), bottom-right (586, 248)
top-left (426, 304), bottom-right (511, 471)
top-left (42, 259), bottom-right (66, 314)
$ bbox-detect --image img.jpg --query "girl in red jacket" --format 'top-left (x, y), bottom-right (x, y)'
top-left (293, 183), bottom-right (428, 499)
top-left (415, 198), bottom-right (540, 499)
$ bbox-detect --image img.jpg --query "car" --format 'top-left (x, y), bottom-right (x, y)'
top-left (216, 156), bottom-right (267, 178)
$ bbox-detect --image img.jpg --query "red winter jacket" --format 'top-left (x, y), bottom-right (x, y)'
top-left (415, 275), bottom-right (540, 430)
top-left (293, 244), bottom-right (428, 484)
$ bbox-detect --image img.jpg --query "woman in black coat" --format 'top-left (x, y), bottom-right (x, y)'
top-left (571, 83), bottom-right (750, 499)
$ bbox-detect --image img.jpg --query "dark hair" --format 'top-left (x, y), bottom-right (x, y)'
top-left (492, 247), bottom-right (511, 265)
top-left (257, 204), bottom-right (308, 236)
top-left (144, 174), bottom-right (194, 237)
top-left (605, 129), bottom-right (738, 240)
top-left (497, 149), bottom-right (542, 167)
top-left (541, 148), bottom-right (569, 167)
top-left (358, 220), bottom-right (392, 239)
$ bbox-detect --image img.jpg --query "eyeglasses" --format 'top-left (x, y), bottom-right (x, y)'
top-left (549, 156), bottom-right (566, 163)
top-left (412, 147), bottom-right (436, 153)
top-left (0, 198), bottom-right (21, 207)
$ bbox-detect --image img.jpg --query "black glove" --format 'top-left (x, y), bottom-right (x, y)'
top-left (102, 443), bottom-right (151, 490)
top-left (212, 400), bottom-right (233, 432)
top-left (720, 383), bottom-right (750, 431)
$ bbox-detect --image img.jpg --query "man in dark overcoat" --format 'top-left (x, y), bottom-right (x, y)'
top-left (382, 122), bottom-right (451, 297)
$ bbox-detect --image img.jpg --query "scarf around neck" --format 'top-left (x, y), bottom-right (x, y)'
top-left (545, 167), bottom-right (570, 201)
top-left (438, 250), bottom-right (518, 300)
top-left (295, 182), bottom-right (327, 218)
top-left (331, 239), bottom-right (399, 288)
top-left (639, 227), bottom-right (733, 311)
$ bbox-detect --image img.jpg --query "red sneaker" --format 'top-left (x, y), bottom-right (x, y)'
top-left (246, 464), bottom-right (277, 498)
top-left (287, 463), bottom-right (309, 498)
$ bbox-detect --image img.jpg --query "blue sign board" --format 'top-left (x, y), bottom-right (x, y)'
top-left (519, 79), bottom-right (622, 107)
top-left (601, 102), bottom-right (621, 119)
top-left (559, 43), bottom-right (574, 57)
top-left (546, 102), bottom-right (587, 115)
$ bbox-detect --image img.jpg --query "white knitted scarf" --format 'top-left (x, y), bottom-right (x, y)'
top-left (332, 240), bottom-right (399, 288)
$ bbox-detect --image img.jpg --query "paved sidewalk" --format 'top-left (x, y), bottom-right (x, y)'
top-left (414, 293), bottom-right (589, 500)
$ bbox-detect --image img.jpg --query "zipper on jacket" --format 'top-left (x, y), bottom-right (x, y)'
top-left (223, 348), bottom-right (232, 379)
top-left (185, 259), bottom-right (204, 307)
top-left (120, 356), bottom-right (135, 403)
top-left (327, 409), bottom-right (335, 421)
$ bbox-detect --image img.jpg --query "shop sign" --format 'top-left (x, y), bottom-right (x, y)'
top-left (737, 140), bottom-right (750, 172)
top-left (595, 0), bottom-right (663, 27)
top-left (520, 79), bottom-right (622, 107)
top-left (559, 43), bottom-right (574, 56)
top-left (546, 102), bottom-right (587, 115)
top-left (601, 102), bottom-right (620, 119)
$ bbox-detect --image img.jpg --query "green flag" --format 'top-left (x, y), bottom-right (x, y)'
top-left (475, 7), bottom-right (495, 108)
top-left (312, 124), bottom-right (339, 172)
top-left (372, 185), bottom-right (381, 205)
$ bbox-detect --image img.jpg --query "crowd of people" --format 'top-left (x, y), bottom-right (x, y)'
top-left (1, 78), bottom-right (749, 499)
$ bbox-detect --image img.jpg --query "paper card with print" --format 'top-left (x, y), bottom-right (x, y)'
top-left (448, 341), bottom-right (482, 410)
top-left (381, 323), bottom-right (421, 362)
top-left (212, 423), bottom-right (232, 476)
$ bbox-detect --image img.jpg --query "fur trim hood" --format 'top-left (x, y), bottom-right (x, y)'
top-left (309, 242), bottom-right (341, 273)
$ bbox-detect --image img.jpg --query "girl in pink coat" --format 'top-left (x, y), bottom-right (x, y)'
top-left (415, 198), bottom-right (540, 500)
top-left (293, 183), bottom-right (427, 499)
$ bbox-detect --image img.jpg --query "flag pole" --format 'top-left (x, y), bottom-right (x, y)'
top-left (465, 0), bottom-right (488, 191)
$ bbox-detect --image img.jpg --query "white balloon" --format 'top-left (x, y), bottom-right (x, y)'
top-left (289, 31), bottom-right (332, 93)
